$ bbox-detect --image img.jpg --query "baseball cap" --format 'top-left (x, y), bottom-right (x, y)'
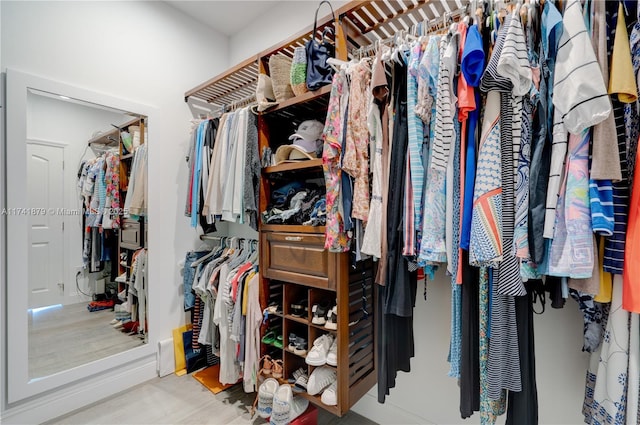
top-left (288, 120), bottom-right (324, 143)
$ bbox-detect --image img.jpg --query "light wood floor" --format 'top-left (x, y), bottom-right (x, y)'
top-left (46, 372), bottom-right (378, 425)
top-left (29, 302), bottom-right (145, 379)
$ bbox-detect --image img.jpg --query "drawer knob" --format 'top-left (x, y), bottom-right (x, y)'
top-left (285, 236), bottom-right (303, 242)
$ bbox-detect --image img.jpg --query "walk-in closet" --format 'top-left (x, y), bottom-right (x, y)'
top-left (2, 1), bottom-right (640, 425)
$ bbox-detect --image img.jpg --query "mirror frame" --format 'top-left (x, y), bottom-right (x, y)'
top-left (5, 69), bottom-right (156, 403)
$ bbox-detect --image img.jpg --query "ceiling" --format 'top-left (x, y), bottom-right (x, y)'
top-left (165, 1), bottom-right (280, 36)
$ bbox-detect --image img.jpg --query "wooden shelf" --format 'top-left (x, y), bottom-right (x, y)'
top-left (298, 392), bottom-right (339, 416)
top-left (263, 85), bottom-right (331, 115)
top-left (260, 224), bottom-right (325, 234)
top-left (184, 55), bottom-right (259, 105)
top-left (263, 158), bottom-right (323, 174)
top-left (285, 314), bottom-right (309, 326)
top-left (284, 347), bottom-right (307, 359)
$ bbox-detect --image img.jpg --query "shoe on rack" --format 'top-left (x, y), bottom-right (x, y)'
top-left (287, 367), bottom-right (306, 384)
top-left (320, 381), bottom-right (338, 406)
top-left (311, 302), bottom-right (329, 325)
top-left (270, 385), bottom-right (292, 425)
top-left (305, 333), bottom-right (333, 366)
top-left (293, 371), bottom-right (309, 393)
top-left (288, 333), bottom-right (298, 351)
top-left (324, 305), bottom-right (337, 330)
top-left (326, 337), bottom-right (337, 367)
top-left (257, 377), bottom-right (280, 418)
top-left (115, 272), bottom-right (127, 283)
top-left (259, 355), bottom-right (273, 376)
top-left (293, 337), bottom-right (308, 356)
top-left (290, 299), bottom-right (308, 318)
top-left (272, 359), bottom-right (284, 379)
top-left (307, 366), bottom-right (337, 396)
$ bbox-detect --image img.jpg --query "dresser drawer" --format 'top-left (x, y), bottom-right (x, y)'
top-left (262, 231), bottom-right (335, 290)
top-left (120, 219), bottom-right (141, 250)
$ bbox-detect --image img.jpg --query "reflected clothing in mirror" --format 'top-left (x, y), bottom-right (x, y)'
top-left (183, 251), bottom-right (210, 311)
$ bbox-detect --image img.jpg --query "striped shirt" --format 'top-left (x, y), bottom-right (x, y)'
top-left (552, 0), bottom-right (611, 135)
top-left (431, 33), bottom-right (459, 172)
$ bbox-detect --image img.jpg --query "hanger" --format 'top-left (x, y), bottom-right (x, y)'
top-left (327, 57), bottom-right (348, 71)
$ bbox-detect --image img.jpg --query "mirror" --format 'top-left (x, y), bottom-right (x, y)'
top-left (6, 70), bottom-right (155, 403)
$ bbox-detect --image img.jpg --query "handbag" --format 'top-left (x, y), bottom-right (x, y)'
top-left (305, 1), bottom-right (337, 91)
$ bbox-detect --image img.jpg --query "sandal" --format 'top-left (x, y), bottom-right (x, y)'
top-left (261, 330), bottom-right (276, 345)
top-left (274, 332), bottom-right (284, 349)
top-left (272, 359), bottom-right (284, 379)
top-left (259, 355), bottom-right (273, 376)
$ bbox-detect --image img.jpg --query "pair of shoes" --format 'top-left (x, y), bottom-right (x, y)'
top-left (256, 378), bottom-right (309, 423)
top-left (307, 366), bottom-right (337, 396)
top-left (290, 298), bottom-right (308, 318)
top-left (306, 333), bottom-right (337, 366)
top-left (287, 333), bottom-right (308, 355)
top-left (262, 327), bottom-right (284, 349)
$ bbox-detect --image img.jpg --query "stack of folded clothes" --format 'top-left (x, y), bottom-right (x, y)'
top-left (262, 181), bottom-right (326, 226)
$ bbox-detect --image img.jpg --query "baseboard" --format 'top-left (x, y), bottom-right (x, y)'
top-left (351, 390), bottom-right (436, 425)
top-left (1, 359), bottom-right (156, 424)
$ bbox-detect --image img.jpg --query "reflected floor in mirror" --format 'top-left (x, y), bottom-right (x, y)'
top-left (29, 302), bottom-right (145, 379)
top-left (45, 373), bottom-right (378, 425)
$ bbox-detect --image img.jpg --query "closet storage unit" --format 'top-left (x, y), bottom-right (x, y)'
top-left (184, 0), bottom-right (465, 416)
top-left (87, 116), bottom-right (147, 334)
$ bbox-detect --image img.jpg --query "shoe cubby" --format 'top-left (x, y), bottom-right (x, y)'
top-left (283, 282), bottom-right (309, 323)
top-left (284, 350), bottom-right (308, 381)
top-left (284, 319), bottom-right (308, 359)
top-left (261, 313), bottom-right (283, 351)
top-left (309, 288), bottom-right (337, 332)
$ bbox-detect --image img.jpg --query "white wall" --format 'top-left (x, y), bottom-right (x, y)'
top-left (228, 2), bottom-right (590, 424)
top-left (1, 0), bottom-right (228, 421)
top-left (26, 92), bottom-right (135, 305)
top-left (228, 0), bottom-right (348, 65)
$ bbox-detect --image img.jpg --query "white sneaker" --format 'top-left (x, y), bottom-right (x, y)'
top-left (326, 338), bottom-right (337, 366)
top-left (270, 384), bottom-right (292, 425)
top-left (320, 381), bottom-right (338, 406)
top-left (257, 378), bottom-right (279, 419)
top-left (115, 272), bottom-right (127, 283)
top-left (306, 366), bottom-right (336, 396)
top-left (305, 333), bottom-right (333, 366)
top-left (289, 395), bottom-right (309, 422)
top-left (324, 305), bottom-right (337, 330)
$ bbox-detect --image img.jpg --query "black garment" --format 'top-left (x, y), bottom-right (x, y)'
top-left (200, 118), bottom-right (218, 234)
top-left (506, 281), bottom-right (539, 425)
top-left (544, 275), bottom-right (565, 309)
top-left (378, 59), bottom-right (417, 404)
top-left (528, 17), bottom-right (551, 265)
top-left (459, 255), bottom-right (480, 419)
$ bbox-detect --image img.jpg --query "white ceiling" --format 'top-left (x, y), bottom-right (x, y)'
top-left (165, 1), bottom-right (280, 36)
